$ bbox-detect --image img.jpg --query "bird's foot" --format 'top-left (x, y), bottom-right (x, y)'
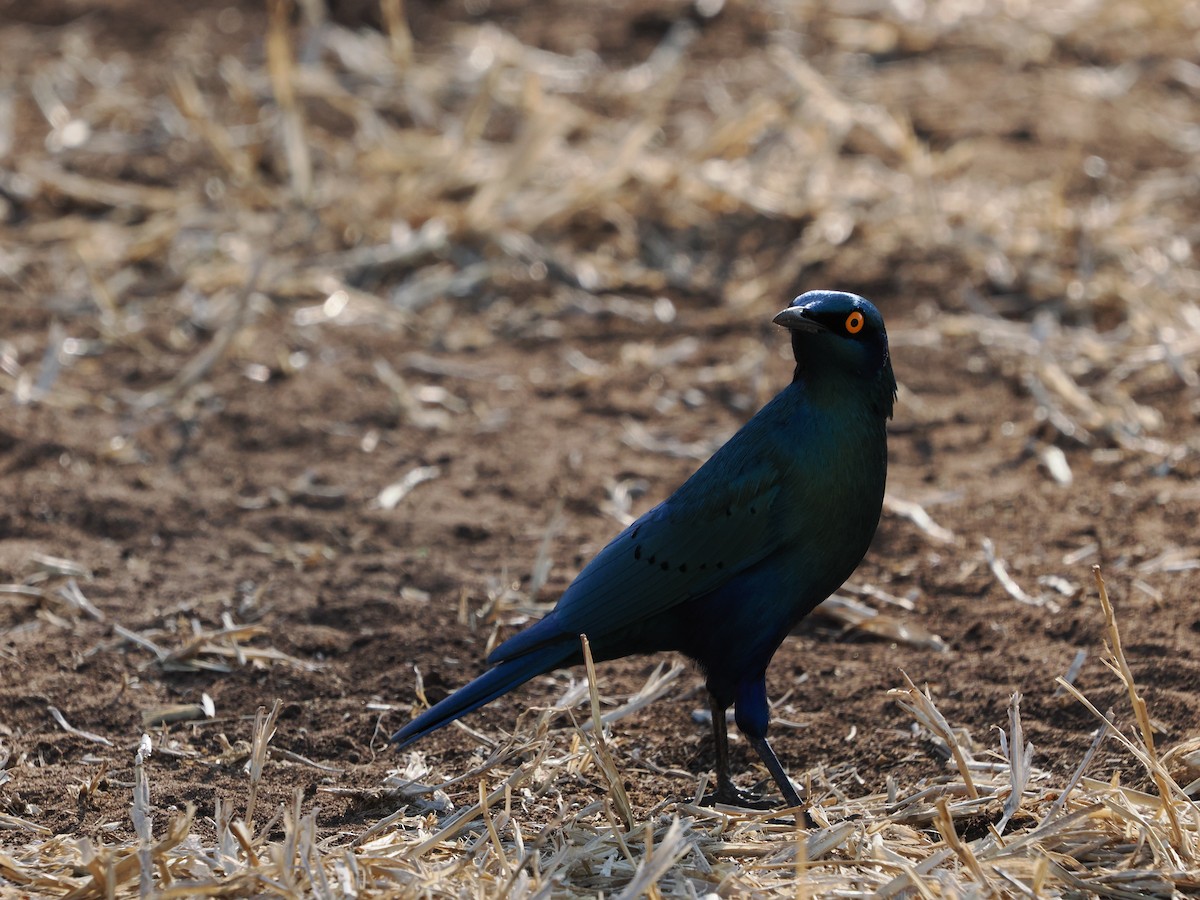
top-left (701, 781), bottom-right (781, 811)
top-left (701, 780), bottom-right (813, 826)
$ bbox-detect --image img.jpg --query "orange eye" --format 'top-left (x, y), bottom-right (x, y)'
top-left (845, 311), bottom-right (864, 334)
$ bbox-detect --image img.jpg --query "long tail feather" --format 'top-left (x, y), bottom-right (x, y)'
top-left (390, 645), bottom-right (573, 749)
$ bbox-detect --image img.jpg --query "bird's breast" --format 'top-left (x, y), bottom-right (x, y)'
top-left (772, 393), bottom-right (888, 586)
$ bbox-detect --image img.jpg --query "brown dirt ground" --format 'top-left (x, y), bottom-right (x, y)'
top-left (2, 0), bottom-right (1200, 851)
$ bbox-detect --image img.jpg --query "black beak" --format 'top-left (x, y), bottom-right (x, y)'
top-left (772, 306), bottom-right (826, 333)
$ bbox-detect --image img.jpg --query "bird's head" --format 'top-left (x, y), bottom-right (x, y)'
top-left (773, 290), bottom-right (897, 418)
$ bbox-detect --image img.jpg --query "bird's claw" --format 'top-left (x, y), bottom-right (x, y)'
top-left (701, 781), bottom-right (814, 826)
top-left (701, 783), bottom-right (781, 811)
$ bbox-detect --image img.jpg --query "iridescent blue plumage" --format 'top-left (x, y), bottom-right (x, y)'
top-left (392, 291), bottom-right (897, 815)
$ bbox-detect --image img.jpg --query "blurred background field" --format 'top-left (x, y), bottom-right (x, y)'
top-left (1, 0), bottom-right (1199, 895)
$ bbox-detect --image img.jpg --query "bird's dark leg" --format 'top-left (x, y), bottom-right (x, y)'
top-left (733, 675), bottom-right (812, 824)
top-left (747, 732), bottom-right (803, 809)
top-left (701, 692), bottom-right (777, 809)
top-left (707, 693), bottom-right (743, 803)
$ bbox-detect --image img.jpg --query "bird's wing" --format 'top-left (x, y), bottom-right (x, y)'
top-left (489, 443), bottom-right (792, 665)
top-left (560, 455), bottom-right (788, 632)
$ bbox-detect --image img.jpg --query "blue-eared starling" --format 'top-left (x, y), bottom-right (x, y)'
top-left (392, 290), bottom-right (897, 813)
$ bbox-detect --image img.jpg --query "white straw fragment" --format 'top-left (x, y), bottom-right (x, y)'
top-left (982, 538), bottom-right (1061, 613)
top-left (47, 706), bottom-right (112, 746)
top-left (884, 494), bottom-right (955, 544)
top-left (375, 466), bottom-right (442, 509)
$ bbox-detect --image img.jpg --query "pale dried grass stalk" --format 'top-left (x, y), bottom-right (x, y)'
top-left (613, 818), bottom-right (691, 899)
top-left (933, 796), bottom-right (994, 891)
top-left (581, 659), bottom-right (685, 730)
top-left (888, 672), bottom-right (979, 800)
top-left (47, 706), bottom-right (112, 747)
top-left (883, 494), bottom-right (955, 544)
top-left (132, 735), bottom-right (153, 898)
top-left (1093, 566), bottom-right (1191, 854)
top-left (995, 692), bottom-right (1033, 836)
top-left (982, 537), bottom-right (1060, 613)
top-left (266, 0), bottom-right (313, 203)
top-left (580, 633), bottom-right (635, 831)
top-left (245, 699), bottom-right (283, 829)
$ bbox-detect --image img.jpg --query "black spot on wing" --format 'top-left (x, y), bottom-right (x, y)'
top-left (550, 469), bottom-right (785, 640)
